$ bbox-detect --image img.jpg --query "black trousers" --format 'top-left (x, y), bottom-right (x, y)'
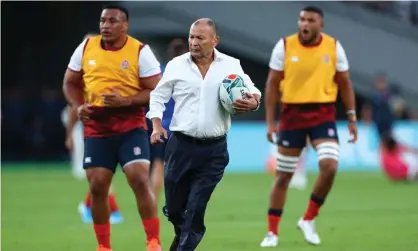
top-left (163, 132), bottom-right (229, 251)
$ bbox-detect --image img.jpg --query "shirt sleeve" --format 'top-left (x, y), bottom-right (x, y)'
top-left (336, 41), bottom-right (349, 72)
top-left (235, 60), bottom-right (262, 97)
top-left (269, 39), bottom-right (285, 71)
top-left (146, 60), bottom-right (175, 120)
top-left (139, 45), bottom-right (161, 78)
top-left (68, 39), bottom-right (88, 72)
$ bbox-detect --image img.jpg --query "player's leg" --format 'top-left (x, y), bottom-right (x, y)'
top-left (147, 119), bottom-right (165, 201)
top-left (108, 184), bottom-right (123, 224)
top-left (149, 144), bottom-right (165, 202)
top-left (289, 148), bottom-right (308, 190)
top-left (84, 136), bottom-right (118, 250)
top-left (72, 123), bottom-right (86, 180)
top-left (297, 121), bottom-right (340, 245)
top-left (260, 129), bottom-right (307, 247)
top-left (119, 128), bottom-right (161, 250)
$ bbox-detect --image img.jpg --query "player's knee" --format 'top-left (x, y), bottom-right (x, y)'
top-left (125, 165), bottom-right (151, 191)
top-left (89, 178), bottom-right (111, 198)
top-left (274, 173), bottom-right (293, 189)
top-left (319, 159), bottom-right (338, 178)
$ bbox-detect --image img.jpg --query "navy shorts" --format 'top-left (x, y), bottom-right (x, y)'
top-left (83, 128), bottom-right (150, 172)
top-left (147, 119), bottom-right (170, 162)
top-left (278, 121), bottom-right (339, 148)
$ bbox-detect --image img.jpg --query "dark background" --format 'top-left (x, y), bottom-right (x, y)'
top-left (1, 1), bottom-right (411, 162)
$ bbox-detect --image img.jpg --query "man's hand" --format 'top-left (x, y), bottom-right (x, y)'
top-left (267, 123), bottom-right (278, 143)
top-left (348, 121), bottom-right (358, 143)
top-left (233, 93), bottom-right (258, 113)
top-left (102, 88), bottom-right (131, 107)
top-left (77, 104), bottom-right (94, 122)
top-left (150, 125), bottom-right (168, 145)
top-left (65, 134), bottom-right (73, 152)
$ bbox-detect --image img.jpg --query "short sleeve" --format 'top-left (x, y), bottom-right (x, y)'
top-left (269, 39), bottom-right (285, 71)
top-left (336, 41), bottom-right (349, 72)
top-left (139, 45), bottom-right (161, 78)
top-left (68, 39), bottom-right (88, 72)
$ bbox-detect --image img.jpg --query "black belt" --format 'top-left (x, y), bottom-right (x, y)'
top-left (173, 132), bottom-right (226, 145)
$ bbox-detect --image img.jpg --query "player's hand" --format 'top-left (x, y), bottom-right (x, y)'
top-left (102, 88), bottom-right (131, 107)
top-left (65, 135), bottom-right (73, 152)
top-left (77, 104), bottom-right (94, 122)
top-left (347, 121), bottom-right (358, 143)
top-left (233, 93), bottom-right (258, 113)
top-left (151, 125), bottom-right (168, 145)
top-left (267, 123), bottom-right (278, 143)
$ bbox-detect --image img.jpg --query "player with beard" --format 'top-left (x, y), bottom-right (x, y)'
top-left (261, 6), bottom-right (357, 247)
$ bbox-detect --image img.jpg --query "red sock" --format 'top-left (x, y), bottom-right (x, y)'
top-left (303, 199), bottom-right (322, 220)
top-left (268, 215), bottom-right (281, 235)
top-left (94, 223), bottom-right (111, 248)
top-left (142, 218), bottom-right (160, 242)
top-left (108, 194), bottom-right (119, 212)
top-left (84, 192), bottom-right (91, 208)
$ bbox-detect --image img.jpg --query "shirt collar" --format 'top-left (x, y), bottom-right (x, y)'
top-left (187, 48), bottom-right (222, 63)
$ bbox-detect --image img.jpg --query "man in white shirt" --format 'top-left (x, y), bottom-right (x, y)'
top-left (147, 18), bottom-right (261, 251)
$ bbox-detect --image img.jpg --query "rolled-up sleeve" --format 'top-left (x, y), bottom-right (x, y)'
top-left (146, 61), bottom-right (175, 120)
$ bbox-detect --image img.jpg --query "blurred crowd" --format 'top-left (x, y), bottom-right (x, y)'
top-left (349, 1), bottom-right (418, 26)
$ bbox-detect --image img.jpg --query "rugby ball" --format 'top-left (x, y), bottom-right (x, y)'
top-left (219, 74), bottom-right (251, 114)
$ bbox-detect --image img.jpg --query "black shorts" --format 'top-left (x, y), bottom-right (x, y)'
top-left (278, 121), bottom-right (339, 148)
top-left (147, 119), bottom-right (169, 162)
top-left (83, 128), bottom-right (150, 172)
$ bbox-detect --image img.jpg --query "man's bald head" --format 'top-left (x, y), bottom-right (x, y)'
top-left (191, 18), bottom-right (217, 35)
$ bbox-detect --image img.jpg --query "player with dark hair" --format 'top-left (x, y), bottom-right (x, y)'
top-left (63, 5), bottom-right (162, 251)
top-left (62, 33), bottom-right (123, 225)
top-left (261, 6), bottom-right (357, 247)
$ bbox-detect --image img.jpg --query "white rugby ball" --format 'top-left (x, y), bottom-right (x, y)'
top-left (219, 74), bottom-right (251, 114)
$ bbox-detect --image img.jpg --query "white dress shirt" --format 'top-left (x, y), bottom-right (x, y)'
top-left (147, 49), bottom-right (262, 138)
top-left (68, 38), bottom-right (161, 77)
top-left (269, 38), bottom-right (350, 72)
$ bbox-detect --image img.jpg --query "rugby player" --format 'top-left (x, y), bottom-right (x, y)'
top-left (63, 5), bottom-right (162, 251)
top-left (62, 33), bottom-right (123, 225)
top-left (261, 6), bottom-right (358, 247)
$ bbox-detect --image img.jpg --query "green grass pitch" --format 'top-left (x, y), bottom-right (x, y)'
top-left (2, 164), bottom-right (418, 251)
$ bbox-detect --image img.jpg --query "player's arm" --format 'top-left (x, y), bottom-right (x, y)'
top-left (266, 39), bottom-right (285, 129)
top-left (334, 41), bottom-right (356, 122)
top-left (125, 45), bottom-right (162, 106)
top-left (147, 60), bottom-right (175, 128)
top-left (63, 40), bottom-right (86, 107)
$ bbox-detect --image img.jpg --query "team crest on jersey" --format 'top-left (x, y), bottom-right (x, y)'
top-left (323, 55), bottom-right (329, 63)
top-left (121, 60), bottom-right (129, 69)
top-left (133, 146), bottom-right (141, 156)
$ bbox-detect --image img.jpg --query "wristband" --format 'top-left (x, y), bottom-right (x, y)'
top-left (346, 109), bottom-right (356, 116)
top-left (253, 99), bottom-right (260, 111)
